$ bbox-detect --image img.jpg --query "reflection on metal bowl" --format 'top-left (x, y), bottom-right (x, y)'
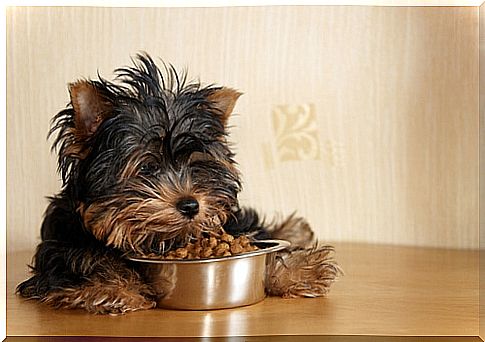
top-left (127, 239), bottom-right (290, 310)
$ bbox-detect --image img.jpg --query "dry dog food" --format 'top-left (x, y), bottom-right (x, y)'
top-left (163, 232), bottom-right (259, 260)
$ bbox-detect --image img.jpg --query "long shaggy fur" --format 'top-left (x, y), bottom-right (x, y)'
top-left (266, 245), bottom-right (342, 298)
top-left (17, 53), bottom-right (341, 314)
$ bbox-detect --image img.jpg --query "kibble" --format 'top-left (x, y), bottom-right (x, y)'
top-left (161, 230), bottom-right (259, 260)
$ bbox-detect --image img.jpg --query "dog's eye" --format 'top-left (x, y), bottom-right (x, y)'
top-left (139, 161), bottom-right (160, 176)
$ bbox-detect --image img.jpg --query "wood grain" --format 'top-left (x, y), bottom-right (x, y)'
top-left (6, 6), bottom-right (479, 252)
top-left (7, 243), bottom-right (478, 337)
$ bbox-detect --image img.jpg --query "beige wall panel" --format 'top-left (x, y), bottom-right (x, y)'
top-left (7, 6), bottom-right (478, 252)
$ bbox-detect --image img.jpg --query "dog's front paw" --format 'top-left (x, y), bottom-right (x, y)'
top-left (42, 280), bottom-right (157, 315)
top-left (89, 291), bottom-right (157, 315)
top-left (265, 245), bottom-right (342, 298)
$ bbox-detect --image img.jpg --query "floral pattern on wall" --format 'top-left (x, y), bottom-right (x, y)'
top-left (272, 103), bottom-right (321, 162)
top-left (263, 103), bottom-right (344, 171)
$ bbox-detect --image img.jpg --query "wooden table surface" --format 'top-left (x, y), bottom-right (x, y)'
top-left (6, 243), bottom-right (478, 338)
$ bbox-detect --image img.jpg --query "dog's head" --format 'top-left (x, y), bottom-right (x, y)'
top-left (52, 54), bottom-right (242, 254)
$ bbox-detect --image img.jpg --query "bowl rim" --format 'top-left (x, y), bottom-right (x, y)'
top-left (125, 239), bottom-right (290, 264)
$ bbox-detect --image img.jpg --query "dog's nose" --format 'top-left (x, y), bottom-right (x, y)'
top-left (176, 197), bottom-right (199, 218)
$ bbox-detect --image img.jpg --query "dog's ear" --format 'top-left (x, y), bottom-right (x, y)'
top-left (207, 87), bottom-right (242, 126)
top-left (60, 80), bottom-right (114, 160)
top-left (69, 80), bottom-right (113, 139)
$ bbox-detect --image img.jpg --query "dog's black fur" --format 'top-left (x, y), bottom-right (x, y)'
top-left (17, 54), bottom-right (339, 314)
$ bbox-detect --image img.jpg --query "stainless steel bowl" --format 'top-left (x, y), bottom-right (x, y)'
top-left (127, 239), bottom-right (290, 310)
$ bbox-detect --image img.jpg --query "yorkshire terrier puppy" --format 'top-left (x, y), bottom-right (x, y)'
top-left (17, 54), bottom-right (340, 314)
